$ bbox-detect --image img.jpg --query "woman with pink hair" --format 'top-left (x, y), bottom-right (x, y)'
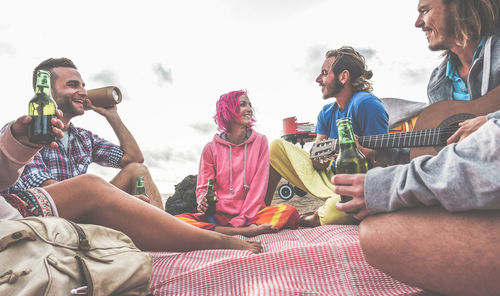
top-left (177, 90), bottom-right (299, 237)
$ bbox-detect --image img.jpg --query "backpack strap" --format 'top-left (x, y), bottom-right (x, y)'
top-left (68, 221), bottom-right (90, 251)
top-left (0, 230), bottom-right (36, 252)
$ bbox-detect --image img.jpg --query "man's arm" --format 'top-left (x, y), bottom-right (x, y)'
top-left (0, 121), bottom-right (41, 190)
top-left (355, 97), bottom-right (408, 166)
top-left (313, 104), bottom-right (336, 171)
top-left (1, 112), bottom-right (64, 191)
top-left (86, 99), bottom-right (144, 167)
top-left (334, 115), bottom-right (500, 218)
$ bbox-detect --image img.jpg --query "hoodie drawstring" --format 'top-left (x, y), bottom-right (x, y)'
top-left (229, 145), bottom-right (234, 194)
top-left (243, 144), bottom-right (249, 191)
top-left (228, 143), bottom-right (250, 195)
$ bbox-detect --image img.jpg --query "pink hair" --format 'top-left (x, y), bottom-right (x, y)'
top-left (214, 90), bottom-right (255, 132)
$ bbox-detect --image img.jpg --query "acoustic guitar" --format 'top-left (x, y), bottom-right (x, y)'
top-left (310, 85), bottom-right (500, 161)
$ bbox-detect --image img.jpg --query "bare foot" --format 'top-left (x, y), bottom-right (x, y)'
top-left (299, 212), bottom-right (321, 227)
top-left (223, 236), bottom-right (262, 253)
top-left (239, 224), bottom-right (278, 237)
top-left (214, 224), bottom-right (278, 237)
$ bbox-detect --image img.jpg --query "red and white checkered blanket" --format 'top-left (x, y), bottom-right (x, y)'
top-left (149, 225), bottom-right (430, 295)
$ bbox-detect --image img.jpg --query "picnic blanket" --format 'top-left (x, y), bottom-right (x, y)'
top-left (149, 225), bottom-right (432, 295)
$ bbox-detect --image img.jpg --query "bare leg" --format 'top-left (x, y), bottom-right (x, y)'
top-left (299, 212), bottom-right (321, 227)
top-left (360, 207), bottom-right (500, 296)
top-left (214, 224), bottom-right (277, 237)
top-left (110, 162), bottom-right (164, 210)
top-left (265, 166), bottom-right (282, 206)
top-left (45, 174), bottom-right (261, 253)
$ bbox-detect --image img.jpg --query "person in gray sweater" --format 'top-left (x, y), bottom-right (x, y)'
top-left (334, 110), bottom-right (500, 295)
top-left (331, 1), bottom-right (500, 295)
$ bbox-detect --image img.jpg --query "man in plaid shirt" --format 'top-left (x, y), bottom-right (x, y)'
top-left (3, 57), bottom-right (164, 209)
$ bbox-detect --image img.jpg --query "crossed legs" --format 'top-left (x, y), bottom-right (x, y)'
top-left (359, 207), bottom-right (500, 296)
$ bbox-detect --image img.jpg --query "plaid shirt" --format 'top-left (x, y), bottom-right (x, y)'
top-left (2, 123), bottom-right (123, 193)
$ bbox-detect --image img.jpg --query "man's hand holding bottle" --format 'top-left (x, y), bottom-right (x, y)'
top-left (12, 109), bottom-right (64, 149)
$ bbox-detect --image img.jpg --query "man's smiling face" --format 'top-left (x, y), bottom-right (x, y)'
top-left (51, 67), bottom-right (88, 119)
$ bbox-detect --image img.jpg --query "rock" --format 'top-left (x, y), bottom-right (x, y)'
top-left (165, 175), bottom-right (198, 215)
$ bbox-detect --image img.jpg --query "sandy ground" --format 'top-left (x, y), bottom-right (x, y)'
top-left (270, 180), bottom-right (324, 214)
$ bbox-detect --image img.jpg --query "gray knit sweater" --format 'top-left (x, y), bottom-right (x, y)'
top-left (365, 110), bottom-right (500, 214)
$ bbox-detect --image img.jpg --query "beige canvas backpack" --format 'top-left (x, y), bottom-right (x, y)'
top-left (0, 216), bottom-right (153, 296)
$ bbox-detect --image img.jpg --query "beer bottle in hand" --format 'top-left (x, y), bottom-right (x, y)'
top-left (335, 117), bottom-right (368, 204)
top-left (204, 179), bottom-right (217, 216)
top-left (135, 176), bottom-right (148, 196)
top-left (28, 70), bottom-right (58, 145)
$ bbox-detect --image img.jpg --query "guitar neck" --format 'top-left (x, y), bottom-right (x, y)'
top-left (358, 126), bottom-right (458, 149)
top-left (311, 126), bottom-right (460, 160)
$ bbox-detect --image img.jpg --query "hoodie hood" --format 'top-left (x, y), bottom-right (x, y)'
top-left (213, 128), bottom-right (257, 146)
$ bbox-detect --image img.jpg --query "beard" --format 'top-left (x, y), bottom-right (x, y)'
top-left (323, 76), bottom-right (344, 100)
top-left (428, 8), bottom-right (457, 51)
top-left (53, 91), bottom-right (84, 118)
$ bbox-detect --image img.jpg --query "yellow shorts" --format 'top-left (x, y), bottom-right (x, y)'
top-left (269, 139), bottom-right (355, 225)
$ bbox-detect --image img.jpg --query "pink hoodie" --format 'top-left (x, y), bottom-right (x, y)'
top-left (196, 130), bottom-right (269, 227)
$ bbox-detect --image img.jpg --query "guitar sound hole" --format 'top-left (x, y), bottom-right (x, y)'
top-left (434, 113), bottom-right (476, 153)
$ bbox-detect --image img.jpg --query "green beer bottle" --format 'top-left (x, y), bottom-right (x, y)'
top-left (204, 179), bottom-right (217, 216)
top-left (135, 176), bottom-right (148, 196)
top-left (28, 70), bottom-right (58, 145)
top-left (335, 117), bottom-right (369, 204)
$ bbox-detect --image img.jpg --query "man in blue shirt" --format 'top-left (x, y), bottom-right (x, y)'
top-left (266, 46), bottom-right (388, 226)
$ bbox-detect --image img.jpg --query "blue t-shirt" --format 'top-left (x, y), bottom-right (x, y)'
top-left (315, 91), bottom-right (389, 138)
top-left (445, 37), bottom-right (486, 101)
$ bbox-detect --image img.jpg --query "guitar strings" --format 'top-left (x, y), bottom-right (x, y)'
top-left (312, 126), bottom-right (461, 157)
top-left (359, 126), bottom-right (459, 142)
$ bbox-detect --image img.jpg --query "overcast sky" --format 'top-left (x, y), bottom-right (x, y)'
top-left (0, 0), bottom-right (442, 193)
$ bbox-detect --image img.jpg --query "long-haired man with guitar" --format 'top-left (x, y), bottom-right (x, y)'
top-left (332, 1), bottom-right (500, 295)
top-left (366, 0), bottom-right (500, 166)
top-left (266, 46), bottom-right (389, 227)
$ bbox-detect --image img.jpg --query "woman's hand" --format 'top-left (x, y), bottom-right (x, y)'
top-left (197, 196), bottom-right (208, 214)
